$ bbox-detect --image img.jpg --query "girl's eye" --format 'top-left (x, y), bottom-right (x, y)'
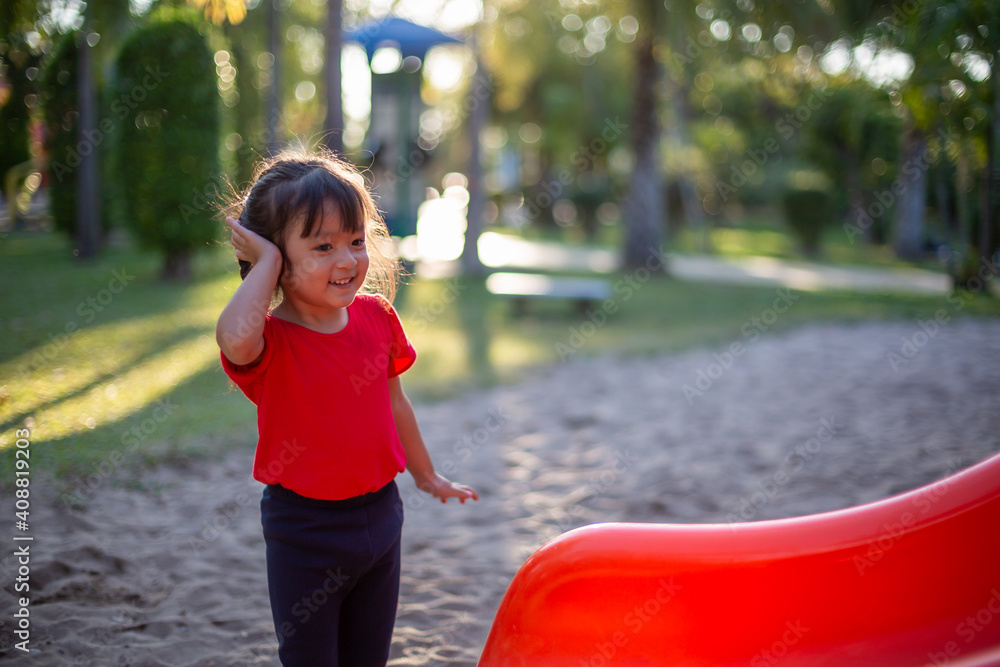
top-left (315, 243), bottom-right (332, 251)
top-left (352, 238), bottom-right (366, 247)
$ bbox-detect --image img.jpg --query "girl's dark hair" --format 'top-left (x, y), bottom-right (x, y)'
top-left (223, 147), bottom-right (400, 302)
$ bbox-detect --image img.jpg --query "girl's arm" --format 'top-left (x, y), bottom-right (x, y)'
top-left (389, 376), bottom-right (479, 504)
top-left (216, 216), bottom-right (283, 365)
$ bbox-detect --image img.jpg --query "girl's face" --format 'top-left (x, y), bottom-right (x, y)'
top-left (279, 206), bottom-right (369, 312)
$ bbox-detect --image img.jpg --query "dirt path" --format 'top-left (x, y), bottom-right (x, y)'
top-left (2, 318), bottom-right (998, 666)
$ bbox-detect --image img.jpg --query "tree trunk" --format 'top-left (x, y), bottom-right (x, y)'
top-left (935, 165), bottom-right (953, 234)
top-left (266, 0), bottom-right (283, 154)
top-left (979, 166), bottom-right (990, 266)
top-left (894, 126), bottom-right (926, 261)
top-left (843, 145), bottom-right (877, 245)
top-left (665, 13), bottom-right (706, 252)
top-left (76, 27), bottom-right (101, 259)
top-left (226, 21), bottom-right (259, 187)
top-left (163, 249), bottom-right (192, 281)
top-left (983, 64), bottom-right (1000, 266)
top-left (622, 15), bottom-right (666, 271)
top-left (461, 45), bottom-right (488, 277)
top-left (668, 78), bottom-right (707, 251)
top-left (324, 0), bottom-right (343, 155)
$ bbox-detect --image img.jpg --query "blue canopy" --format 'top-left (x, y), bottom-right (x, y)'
top-left (344, 16), bottom-right (463, 62)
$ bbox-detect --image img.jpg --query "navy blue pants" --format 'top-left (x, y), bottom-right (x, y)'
top-left (260, 480), bottom-right (403, 667)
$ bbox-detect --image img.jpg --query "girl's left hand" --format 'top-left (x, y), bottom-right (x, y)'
top-left (419, 474), bottom-right (479, 504)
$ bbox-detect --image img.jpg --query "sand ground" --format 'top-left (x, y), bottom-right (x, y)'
top-left (2, 318), bottom-right (999, 666)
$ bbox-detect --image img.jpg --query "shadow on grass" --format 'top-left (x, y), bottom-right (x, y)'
top-left (0, 323), bottom-right (213, 435)
top-left (3, 231), bottom-right (998, 490)
top-left (0, 234), bottom-right (231, 365)
top-left (15, 360), bottom-right (256, 501)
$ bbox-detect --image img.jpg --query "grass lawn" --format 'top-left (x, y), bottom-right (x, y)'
top-left (510, 208), bottom-right (952, 271)
top-left (2, 230), bottom-right (998, 497)
top-left (669, 215), bottom-right (948, 270)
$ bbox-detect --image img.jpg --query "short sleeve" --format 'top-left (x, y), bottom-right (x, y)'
top-left (379, 296), bottom-right (417, 377)
top-left (220, 317), bottom-right (276, 403)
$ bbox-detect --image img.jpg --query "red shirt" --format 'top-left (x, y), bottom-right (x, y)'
top-left (221, 293), bottom-right (416, 500)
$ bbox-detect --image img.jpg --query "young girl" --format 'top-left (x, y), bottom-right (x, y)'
top-left (216, 149), bottom-right (478, 666)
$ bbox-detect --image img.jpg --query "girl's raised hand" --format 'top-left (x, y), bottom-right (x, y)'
top-left (419, 474), bottom-right (479, 504)
top-left (227, 216), bottom-right (280, 268)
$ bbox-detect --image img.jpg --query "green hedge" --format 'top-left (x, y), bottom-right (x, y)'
top-left (0, 34), bottom-right (38, 187)
top-left (782, 187), bottom-right (833, 258)
top-left (112, 14), bottom-right (220, 278)
top-left (39, 32), bottom-right (80, 236)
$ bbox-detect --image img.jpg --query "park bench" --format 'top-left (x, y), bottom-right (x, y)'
top-left (485, 271), bottom-right (612, 315)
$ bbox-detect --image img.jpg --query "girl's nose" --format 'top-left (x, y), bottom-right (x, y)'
top-left (333, 248), bottom-right (357, 268)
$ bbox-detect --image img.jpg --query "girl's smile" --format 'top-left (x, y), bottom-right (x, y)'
top-left (277, 207), bottom-right (370, 327)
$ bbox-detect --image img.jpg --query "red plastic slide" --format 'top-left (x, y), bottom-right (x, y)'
top-left (479, 452), bottom-right (1000, 666)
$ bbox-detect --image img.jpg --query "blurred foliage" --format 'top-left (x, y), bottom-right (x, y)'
top-left (0, 32), bottom-right (37, 177)
top-left (189, 0), bottom-right (247, 26)
top-left (481, 0), bottom-right (634, 235)
top-left (112, 11), bottom-right (220, 279)
top-left (38, 31), bottom-right (78, 237)
top-left (0, 0), bottom-right (997, 267)
top-left (782, 181), bottom-right (834, 258)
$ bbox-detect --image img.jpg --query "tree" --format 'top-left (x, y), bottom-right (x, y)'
top-left (266, 0), bottom-right (283, 153)
top-left (481, 0), bottom-right (633, 241)
top-left (113, 12), bottom-right (220, 280)
top-left (911, 0), bottom-right (1000, 274)
top-left (75, 12), bottom-right (100, 258)
top-left (622, 0), bottom-right (666, 270)
top-left (799, 82), bottom-right (900, 246)
top-left (1, 3), bottom-right (41, 228)
top-left (323, 0), bottom-right (343, 154)
top-left (39, 31), bottom-right (80, 238)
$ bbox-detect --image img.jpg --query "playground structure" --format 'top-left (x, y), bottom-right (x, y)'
top-left (478, 452), bottom-right (1000, 666)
